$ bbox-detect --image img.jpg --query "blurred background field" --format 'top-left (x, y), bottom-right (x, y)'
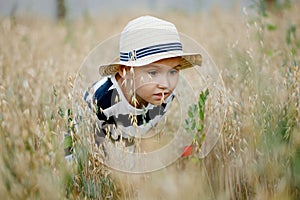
top-left (0, 0), bottom-right (300, 199)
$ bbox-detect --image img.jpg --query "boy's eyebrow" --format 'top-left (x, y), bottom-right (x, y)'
top-left (144, 63), bottom-right (181, 69)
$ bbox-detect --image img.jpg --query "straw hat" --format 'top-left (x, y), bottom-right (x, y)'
top-left (99, 15), bottom-right (202, 76)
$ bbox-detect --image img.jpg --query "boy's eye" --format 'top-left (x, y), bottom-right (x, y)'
top-left (169, 69), bottom-right (179, 75)
top-left (148, 70), bottom-right (157, 76)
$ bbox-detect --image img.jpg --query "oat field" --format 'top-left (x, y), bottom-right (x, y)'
top-left (0, 1), bottom-right (300, 199)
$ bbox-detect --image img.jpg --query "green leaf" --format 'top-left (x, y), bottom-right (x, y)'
top-left (199, 111), bottom-right (204, 121)
top-left (53, 85), bottom-right (57, 97)
top-left (266, 50), bottom-right (273, 57)
top-left (201, 134), bottom-right (206, 142)
top-left (63, 135), bottom-right (73, 149)
top-left (68, 108), bottom-right (72, 117)
top-left (266, 23), bottom-right (277, 31)
top-left (191, 119), bottom-right (196, 130)
top-left (58, 107), bottom-right (64, 118)
top-left (192, 104), bottom-right (198, 113)
top-left (205, 88), bottom-right (209, 97)
top-left (191, 157), bottom-right (200, 164)
top-left (198, 89), bottom-right (209, 121)
top-left (188, 108), bottom-right (194, 118)
top-left (196, 124), bottom-right (204, 133)
top-left (68, 117), bottom-right (72, 123)
top-left (184, 119), bottom-right (190, 130)
top-left (198, 97), bottom-right (204, 108)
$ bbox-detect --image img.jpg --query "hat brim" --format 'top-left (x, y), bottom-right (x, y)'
top-left (99, 53), bottom-right (202, 76)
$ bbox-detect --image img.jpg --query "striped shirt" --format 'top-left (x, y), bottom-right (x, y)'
top-left (84, 75), bottom-right (174, 140)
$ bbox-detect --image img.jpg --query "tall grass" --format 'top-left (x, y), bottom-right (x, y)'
top-left (214, 1), bottom-right (300, 199)
top-left (0, 1), bottom-right (299, 199)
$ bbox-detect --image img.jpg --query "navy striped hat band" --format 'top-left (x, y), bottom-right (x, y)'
top-left (120, 42), bottom-right (182, 62)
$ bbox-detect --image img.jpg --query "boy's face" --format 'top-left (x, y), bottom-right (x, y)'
top-left (125, 57), bottom-right (181, 107)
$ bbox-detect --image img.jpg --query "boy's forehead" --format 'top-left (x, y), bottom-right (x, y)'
top-left (144, 57), bottom-right (182, 67)
top-left (153, 56), bottom-right (182, 63)
top-left (140, 63), bottom-right (180, 71)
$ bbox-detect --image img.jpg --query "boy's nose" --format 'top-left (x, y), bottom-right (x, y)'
top-left (157, 76), bottom-right (170, 89)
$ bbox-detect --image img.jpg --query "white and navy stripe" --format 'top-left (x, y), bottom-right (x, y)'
top-left (120, 42), bottom-right (182, 62)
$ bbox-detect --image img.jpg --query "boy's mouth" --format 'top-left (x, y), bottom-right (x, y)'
top-left (153, 92), bottom-right (170, 100)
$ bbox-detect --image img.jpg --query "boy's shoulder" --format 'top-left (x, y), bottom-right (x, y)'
top-left (84, 77), bottom-right (120, 111)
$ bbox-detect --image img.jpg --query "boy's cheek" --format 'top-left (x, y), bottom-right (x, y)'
top-left (135, 80), bottom-right (157, 89)
top-left (135, 74), bottom-right (152, 83)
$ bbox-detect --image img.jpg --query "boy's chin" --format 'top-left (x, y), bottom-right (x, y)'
top-left (136, 96), bottom-right (167, 107)
top-left (149, 99), bottom-right (166, 106)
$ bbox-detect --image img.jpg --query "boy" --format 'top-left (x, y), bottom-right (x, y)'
top-left (84, 15), bottom-right (202, 152)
